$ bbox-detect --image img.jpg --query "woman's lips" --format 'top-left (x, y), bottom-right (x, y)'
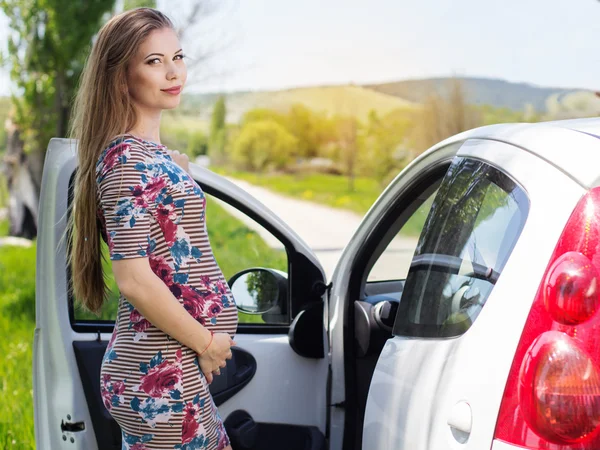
top-left (161, 86), bottom-right (182, 95)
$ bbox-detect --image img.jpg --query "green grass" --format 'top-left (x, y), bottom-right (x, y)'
top-left (0, 242), bottom-right (36, 449)
top-left (205, 196), bottom-right (287, 279)
top-left (213, 167), bottom-right (383, 215)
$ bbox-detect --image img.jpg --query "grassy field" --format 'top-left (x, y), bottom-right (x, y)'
top-left (213, 168), bottom-right (383, 214)
top-left (212, 168), bottom-right (429, 237)
top-left (0, 238), bottom-right (36, 449)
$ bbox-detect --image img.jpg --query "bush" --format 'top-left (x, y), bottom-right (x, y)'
top-left (187, 131), bottom-right (208, 158)
top-left (231, 120), bottom-right (298, 172)
top-left (160, 114), bottom-right (208, 156)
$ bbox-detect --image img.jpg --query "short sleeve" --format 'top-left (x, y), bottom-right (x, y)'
top-left (97, 142), bottom-right (158, 260)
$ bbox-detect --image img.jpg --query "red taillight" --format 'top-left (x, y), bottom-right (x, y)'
top-left (519, 332), bottom-right (600, 444)
top-left (544, 252), bottom-right (600, 325)
top-left (495, 188), bottom-right (600, 449)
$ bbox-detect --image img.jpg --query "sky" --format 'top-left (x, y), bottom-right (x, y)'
top-left (1, 0), bottom-right (600, 96)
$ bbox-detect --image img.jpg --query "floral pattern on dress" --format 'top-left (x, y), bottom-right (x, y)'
top-left (102, 325), bottom-right (119, 366)
top-left (124, 301), bottom-right (153, 342)
top-left (97, 136), bottom-right (237, 449)
top-left (130, 396), bottom-right (173, 428)
top-left (133, 349), bottom-right (184, 400)
top-left (176, 393), bottom-right (209, 449)
top-left (121, 430), bottom-right (155, 450)
top-left (101, 374), bottom-right (127, 411)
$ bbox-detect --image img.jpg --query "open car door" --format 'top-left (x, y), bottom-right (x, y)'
top-left (33, 138), bottom-right (338, 450)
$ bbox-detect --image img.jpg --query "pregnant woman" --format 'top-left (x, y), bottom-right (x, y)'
top-left (67, 8), bottom-right (237, 450)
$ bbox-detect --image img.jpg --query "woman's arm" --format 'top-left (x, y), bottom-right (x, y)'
top-left (113, 257), bottom-right (211, 352)
top-left (112, 257), bottom-right (234, 383)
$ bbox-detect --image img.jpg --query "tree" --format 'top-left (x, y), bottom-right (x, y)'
top-left (245, 271), bottom-right (278, 313)
top-left (411, 78), bottom-right (482, 155)
top-left (209, 95), bottom-right (226, 162)
top-left (124, 0), bottom-right (155, 9)
top-left (360, 108), bottom-right (413, 186)
top-left (231, 119), bottom-right (297, 172)
top-left (285, 104), bottom-right (323, 159)
top-left (331, 115), bottom-right (359, 192)
top-left (0, 0), bottom-right (115, 237)
top-left (0, 0), bottom-right (225, 237)
top-left (186, 130), bottom-right (208, 158)
top-left (242, 108), bottom-right (287, 128)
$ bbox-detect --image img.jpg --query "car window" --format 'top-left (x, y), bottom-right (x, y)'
top-left (367, 190), bottom-right (437, 282)
top-left (393, 157), bottom-right (529, 338)
top-left (72, 190), bottom-right (289, 327)
top-left (204, 193), bottom-right (288, 325)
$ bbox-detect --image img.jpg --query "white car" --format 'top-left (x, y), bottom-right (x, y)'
top-left (34, 118), bottom-right (600, 450)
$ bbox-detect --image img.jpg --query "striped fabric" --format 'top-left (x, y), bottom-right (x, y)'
top-left (96, 135), bottom-right (238, 450)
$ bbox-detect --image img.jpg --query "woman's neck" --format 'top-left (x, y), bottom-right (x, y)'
top-left (127, 107), bottom-right (162, 144)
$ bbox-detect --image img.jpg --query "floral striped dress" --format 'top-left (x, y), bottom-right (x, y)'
top-left (96, 134), bottom-right (238, 450)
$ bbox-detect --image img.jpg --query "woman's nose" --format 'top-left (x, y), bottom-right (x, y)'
top-left (167, 68), bottom-right (179, 80)
top-left (166, 62), bottom-right (183, 80)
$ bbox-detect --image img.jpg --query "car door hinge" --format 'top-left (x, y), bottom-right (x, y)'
top-left (329, 400), bottom-right (346, 409)
top-left (313, 281), bottom-right (332, 297)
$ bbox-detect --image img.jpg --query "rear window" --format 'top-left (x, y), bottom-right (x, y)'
top-left (393, 157), bottom-right (529, 338)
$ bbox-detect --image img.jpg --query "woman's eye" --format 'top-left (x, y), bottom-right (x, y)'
top-left (175, 54), bottom-right (186, 61)
top-left (148, 58), bottom-right (161, 65)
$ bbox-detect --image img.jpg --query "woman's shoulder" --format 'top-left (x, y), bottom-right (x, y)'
top-left (104, 134), bottom-right (155, 156)
top-left (96, 135), bottom-right (155, 182)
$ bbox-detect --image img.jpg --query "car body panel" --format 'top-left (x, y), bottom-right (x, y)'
top-left (327, 143), bottom-right (461, 450)
top-left (362, 138), bottom-right (589, 449)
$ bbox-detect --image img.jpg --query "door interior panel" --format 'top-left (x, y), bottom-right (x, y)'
top-left (37, 141), bottom-right (330, 450)
top-left (224, 410), bottom-right (326, 450)
top-left (344, 280), bottom-right (406, 448)
top-left (72, 341), bottom-right (256, 449)
top-left (352, 283), bottom-right (404, 445)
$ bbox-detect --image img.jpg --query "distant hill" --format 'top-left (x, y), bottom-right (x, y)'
top-left (182, 76), bottom-right (597, 122)
top-left (364, 77), bottom-right (585, 112)
top-left (184, 85), bottom-right (415, 123)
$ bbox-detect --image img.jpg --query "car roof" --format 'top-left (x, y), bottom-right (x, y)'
top-left (431, 117), bottom-right (600, 188)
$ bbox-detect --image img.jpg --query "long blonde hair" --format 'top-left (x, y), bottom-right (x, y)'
top-left (67, 8), bottom-right (174, 315)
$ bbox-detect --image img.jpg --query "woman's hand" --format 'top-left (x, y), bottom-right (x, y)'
top-left (197, 332), bottom-right (236, 384)
top-left (167, 149), bottom-right (190, 175)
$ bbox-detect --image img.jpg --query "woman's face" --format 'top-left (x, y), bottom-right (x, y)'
top-left (126, 27), bottom-right (187, 112)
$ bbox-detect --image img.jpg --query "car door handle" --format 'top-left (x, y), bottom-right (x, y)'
top-left (447, 401), bottom-right (472, 434)
top-left (233, 364), bottom-right (253, 384)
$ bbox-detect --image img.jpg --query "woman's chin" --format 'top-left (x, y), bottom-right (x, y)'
top-left (161, 99), bottom-right (181, 110)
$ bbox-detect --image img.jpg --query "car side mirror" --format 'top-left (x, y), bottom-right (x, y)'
top-left (229, 268), bottom-right (288, 318)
